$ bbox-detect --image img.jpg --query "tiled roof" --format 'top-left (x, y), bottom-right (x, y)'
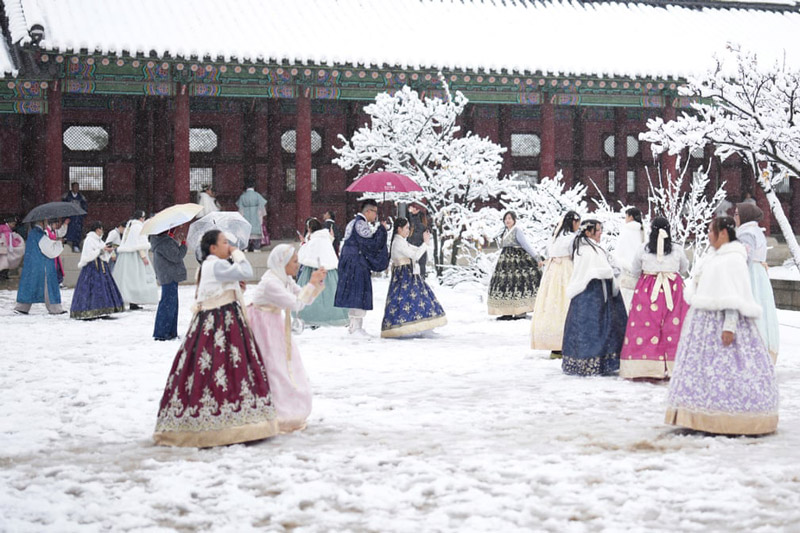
top-left (3, 0), bottom-right (800, 79)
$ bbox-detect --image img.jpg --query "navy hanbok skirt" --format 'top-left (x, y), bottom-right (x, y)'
top-left (70, 258), bottom-right (125, 319)
top-left (562, 279), bottom-right (627, 376)
top-left (381, 264), bottom-right (447, 338)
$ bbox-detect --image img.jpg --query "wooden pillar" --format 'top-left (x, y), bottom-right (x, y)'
top-left (614, 107), bottom-right (628, 204)
top-left (661, 101), bottom-right (678, 179)
top-left (791, 171), bottom-right (800, 234)
top-left (572, 107), bottom-right (584, 188)
top-left (44, 82), bottom-right (63, 202)
top-left (152, 99), bottom-right (170, 212)
top-left (499, 104), bottom-right (513, 178)
top-left (295, 90), bottom-right (312, 231)
top-left (173, 84), bottom-right (190, 205)
top-left (540, 96), bottom-right (556, 179)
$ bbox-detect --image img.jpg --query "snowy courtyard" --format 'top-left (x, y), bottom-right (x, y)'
top-left (1, 279), bottom-right (800, 532)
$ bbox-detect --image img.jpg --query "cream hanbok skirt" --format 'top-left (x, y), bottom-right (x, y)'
top-left (530, 257), bottom-right (573, 351)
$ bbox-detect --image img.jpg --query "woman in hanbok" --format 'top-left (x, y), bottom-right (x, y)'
top-left (296, 218), bottom-right (349, 327)
top-left (197, 185), bottom-right (220, 217)
top-left (530, 210), bottom-right (581, 357)
top-left (488, 211), bottom-right (542, 319)
top-left (70, 221), bottom-right (125, 320)
top-left (735, 203), bottom-right (779, 363)
top-left (0, 217), bottom-right (25, 280)
top-left (381, 218), bottom-right (447, 338)
top-left (14, 220), bottom-right (65, 315)
top-left (112, 210), bottom-right (159, 310)
top-left (562, 220), bottom-right (627, 376)
top-left (620, 217), bottom-right (689, 379)
top-left (666, 217), bottom-right (778, 435)
top-left (613, 207), bottom-right (646, 310)
top-left (154, 229), bottom-right (278, 447)
top-left (247, 244), bottom-right (326, 433)
top-left (104, 222), bottom-right (125, 273)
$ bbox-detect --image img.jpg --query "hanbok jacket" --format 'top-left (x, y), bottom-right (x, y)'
top-left (334, 214), bottom-right (390, 310)
top-left (16, 225), bottom-right (63, 304)
top-left (297, 229), bottom-right (339, 270)
top-left (78, 232), bottom-right (111, 268)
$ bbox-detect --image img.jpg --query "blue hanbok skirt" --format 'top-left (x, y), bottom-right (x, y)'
top-left (381, 264), bottom-right (447, 338)
top-left (749, 262), bottom-right (779, 363)
top-left (296, 267), bottom-right (349, 327)
top-left (562, 279), bottom-right (627, 376)
top-left (70, 258), bottom-right (125, 319)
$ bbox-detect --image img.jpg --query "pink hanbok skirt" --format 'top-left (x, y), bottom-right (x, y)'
top-left (620, 272), bottom-right (689, 379)
top-left (247, 305), bottom-right (312, 433)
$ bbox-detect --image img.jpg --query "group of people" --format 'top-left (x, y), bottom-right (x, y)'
top-left (487, 203), bottom-right (780, 436)
top-left (197, 183), bottom-right (271, 251)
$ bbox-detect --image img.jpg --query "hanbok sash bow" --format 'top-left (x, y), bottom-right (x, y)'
top-left (254, 302), bottom-right (297, 387)
top-left (648, 271), bottom-right (678, 311)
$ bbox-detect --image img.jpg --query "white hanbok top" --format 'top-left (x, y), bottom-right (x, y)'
top-left (391, 235), bottom-right (428, 274)
top-left (105, 228), bottom-right (123, 247)
top-left (38, 227), bottom-right (63, 259)
top-left (736, 221), bottom-right (768, 263)
top-left (548, 232), bottom-right (576, 258)
top-left (614, 221), bottom-right (645, 273)
top-left (118, 220), bottom-right (151, 255)
top-left (630, 246), bottom-right (689, 277)
top-left (297, 229), bottom-right (339, 270)
top-left (196, 250), bottom-right (253, 303)
top-left (198, 191), bottom-right (220, 217)
top-left (250, 270), bottom-right (319, 312)
top-left (78, 232), bottom-right (111, 268)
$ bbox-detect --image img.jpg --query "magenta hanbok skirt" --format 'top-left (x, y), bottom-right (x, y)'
top-left (247, 304), bottom-right (312, 433)
top-left (154, 298), bottom-right (279, 447)
top-left (620, 272), bottom-right (689, 379)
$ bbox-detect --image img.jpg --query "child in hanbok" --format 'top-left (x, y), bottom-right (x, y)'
top-left (154, 229), bottom-right (278, 447)
top-left (70, 221), bottom-right (125, 320)
top-left (531, 210), bottom-right (581, 357)
top-left (562, 220), bottom-right (627, 376)
top-left (613, 207), bottom-right (646, 310)
top-left (296, 218), bottom-right (349, 327)
top-left (735, 203), bottom-right (779, 363)
top-left (666, 217), bottom-right (778, 435)
top-left (620, 217), bottom-right (689, 379)
top-left (247, 244), bottom-right (326, 433)
top-left (0, 217), bottom-right (25, 280)
top-left (15, 220), bottom-right (65, 315)
top-left (113, 210), bottom-right (159, 309)
top-left (381, 218), bottom-right (447, 338)
top-left (488, 211), bottom-right (542, 319)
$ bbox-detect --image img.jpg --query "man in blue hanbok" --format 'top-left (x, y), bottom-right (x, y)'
top-left (334, 199), bottom-right (390, 335)
top-left (62, 182), bottom-right (88, 253)
top-left (15, 220), bottom-right (65, 314)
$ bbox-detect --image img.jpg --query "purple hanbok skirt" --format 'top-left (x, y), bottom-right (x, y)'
top-left (70, 259), bottom-right (125, 319)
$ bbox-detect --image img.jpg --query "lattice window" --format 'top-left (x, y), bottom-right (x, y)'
top-left (511, 133), bottom-right (541, 157)
top-left (608, 170), bottom-right (615, 193)
top-left (285, 168), bottom-right (319, 192)
top-left (603, 135), bottom-right (640, 158)
top-left (690, 146), bottom-right (705, 159)
top-left (63, 126), bottom-right (108, 151)
top-left (68, 166), bottom-right (104, 191)
top-left (190, 168), bottom-right (214, 192)
top-left (190, 128), bottom-right (218, 153)
top-left (627, 170), bottom-right (636, 193)
top-left (281, 130), bottom-right (323, 154)
top-left (516, 170), bottom-right (539, 186)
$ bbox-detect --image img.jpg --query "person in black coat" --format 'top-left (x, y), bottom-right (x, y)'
top-left (322, 210), bottom-right (342, 256)
top-left (407, 201), bottom-right (431, 279)
top-left (150, 230), bottom-right (188, 341)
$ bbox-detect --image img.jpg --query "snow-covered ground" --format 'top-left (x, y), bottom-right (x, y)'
top-left (1, 279), bottom-right (799, 532)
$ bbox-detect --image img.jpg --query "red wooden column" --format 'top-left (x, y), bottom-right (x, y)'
top-left (44, 81), bottom-right (63, 202)
top-left (614, 107), bottom-right (628, 205)
top-left (540, 96), bottom-right (556, 179)
top-left (295, 90), bottom-right (312, 230)
top-left (173, 84), bottom-right (190, 205)
top-left (661, 101), bottom-right (678, 178)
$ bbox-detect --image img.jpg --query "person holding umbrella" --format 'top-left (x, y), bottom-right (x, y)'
top-left (15, 218), bottom-right (66, 315)
top-left (149, 227), bottom-right (188, 341)
top-left (334, 199), bottom-right (390, 335)
top-left (113, 210), bottom-right (159, 310)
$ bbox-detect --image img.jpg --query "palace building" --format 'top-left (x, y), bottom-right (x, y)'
top-left (1, 0), bottom-right (799, 237)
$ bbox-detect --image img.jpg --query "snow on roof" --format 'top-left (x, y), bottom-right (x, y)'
top-left (5, 0), bottom-right (800, 79)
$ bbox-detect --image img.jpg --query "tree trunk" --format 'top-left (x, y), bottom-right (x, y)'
top-left (757, 170), bottom-right (800, 270)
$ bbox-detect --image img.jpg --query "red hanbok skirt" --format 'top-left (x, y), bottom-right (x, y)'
top-left (154, 298), bottom-right (278, 447)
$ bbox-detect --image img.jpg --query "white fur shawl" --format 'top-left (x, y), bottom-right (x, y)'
top-left (613, 220), bottom-right (645, 273)
top-left (687, 241), bottom-right (762, 317)
top-left (566, 243), bottom-right (616, 300)
top-left (78, 232), bottom-right (110, 268)
top-left (297, 229), bottom-right (339, 270)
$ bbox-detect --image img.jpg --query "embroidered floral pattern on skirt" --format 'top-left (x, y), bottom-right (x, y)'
top-left (530, 257), bottom-right (572, 351)
top-left (562, 279), bottom-right (627, 376)
top-left (666, 308), bottom-right (779, 435)
top-left (620, 273), bottom-right (688, 379)
top-left (70, 259), bottom-right (125, 320)
top-left (381, 264), bottom-right (447, 338)
top-left (154, 301), bottom-right (278, 447)
top-left (488, 247), bottom-right (541, 316)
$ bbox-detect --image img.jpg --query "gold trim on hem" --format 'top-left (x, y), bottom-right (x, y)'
top-left (620, 359), bottom-right (670, 379)
top-left (665, 407), bottom-right (778, 436)
top-left (279, 419), bottom-right (308, 434)
top-left (381, 315), bottom-right (448, 338)
top-left (153, 419), bottom-right (279, 448)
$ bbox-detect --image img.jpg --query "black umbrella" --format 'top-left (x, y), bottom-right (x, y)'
top-left (22, 201), bottom-right (87, 223)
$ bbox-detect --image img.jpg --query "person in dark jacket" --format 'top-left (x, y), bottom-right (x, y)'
top-left (407, 201), bottom-right (431, 278)
top-left (150, 230), bottom-right (188, 341)
top-left (322, 210), bottom-right (342, 256)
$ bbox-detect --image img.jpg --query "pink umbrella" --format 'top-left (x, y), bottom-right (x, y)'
top-left (345, 171), bottom-right (423, 193)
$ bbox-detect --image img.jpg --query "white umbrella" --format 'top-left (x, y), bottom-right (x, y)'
top-left (141, 203), bottom-right (204, 236)
top-left (186, 211), bottom-right (252, 252)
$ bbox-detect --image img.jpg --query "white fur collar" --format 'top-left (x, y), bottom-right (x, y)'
top-left (688, 241), bottom-right (762, 317)
top-left (566, 244), bottom-right (616, 300)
